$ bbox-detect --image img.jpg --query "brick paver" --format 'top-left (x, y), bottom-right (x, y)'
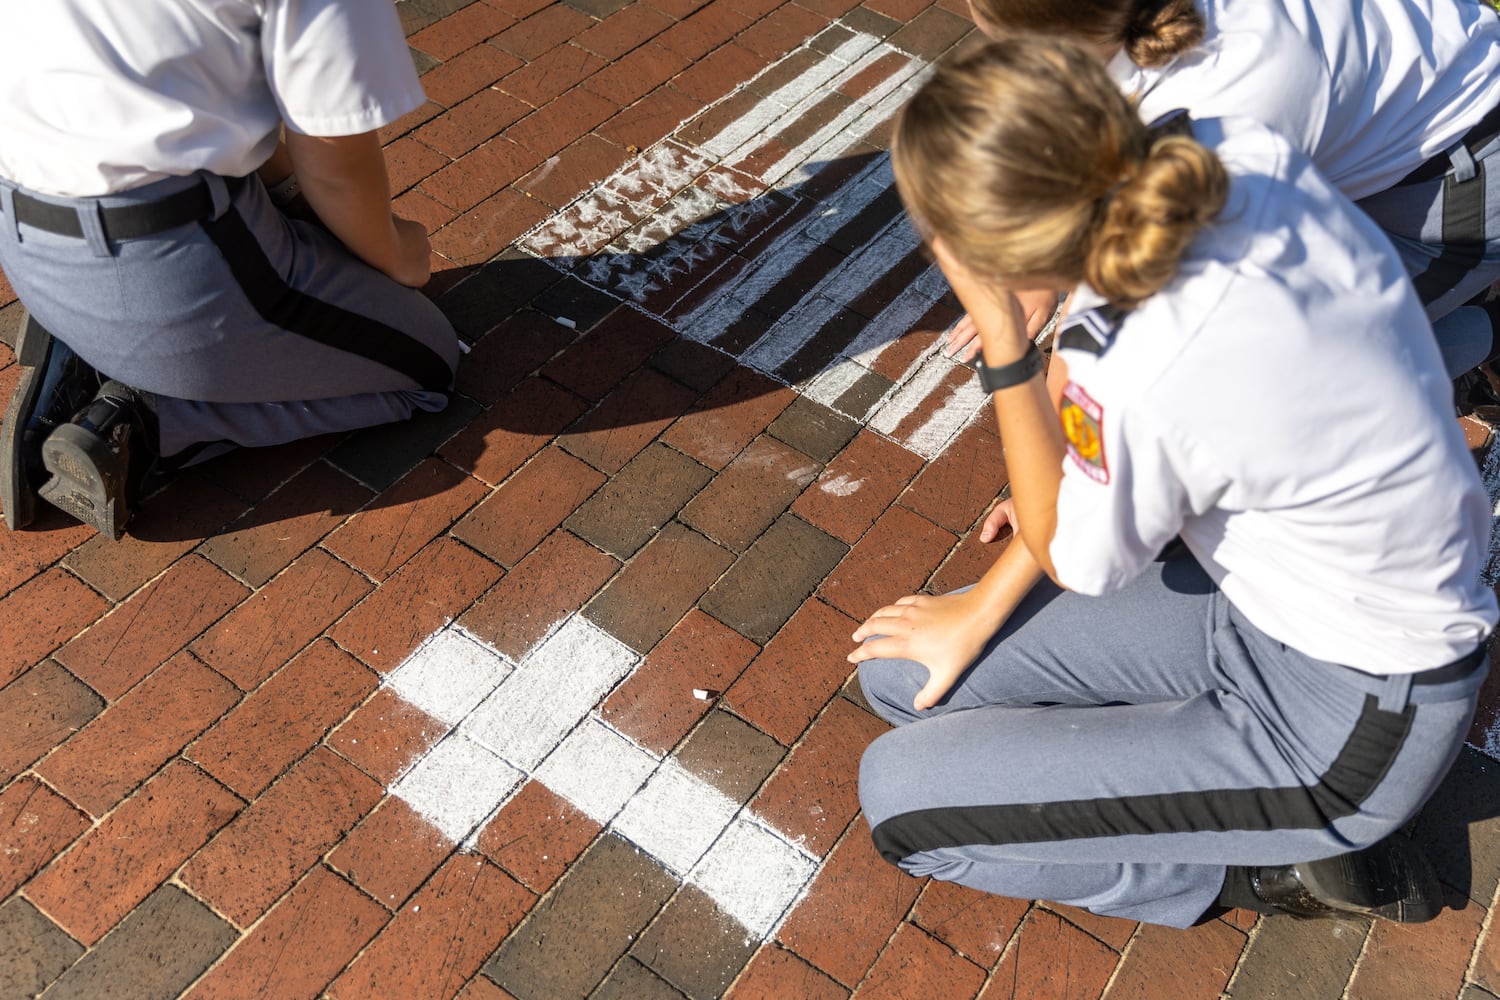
top-left (5, 1), bottom-right (1500, 996)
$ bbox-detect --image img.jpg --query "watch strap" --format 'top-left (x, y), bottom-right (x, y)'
top-left (976, 343), bottom-right (1044, 392)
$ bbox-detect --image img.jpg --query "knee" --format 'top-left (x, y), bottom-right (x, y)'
top-left (858, 727), bottom-right (917, 834)
top-left (857, 656), bottom-right (926, 726)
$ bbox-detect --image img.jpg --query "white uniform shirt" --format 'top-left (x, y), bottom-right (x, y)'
top-left (1110, 0), bottom-right (1500, 200)
top-left (1050, 117), bottom-right (1498, 674)
top-left (0, 0), bottom-right (426, 196)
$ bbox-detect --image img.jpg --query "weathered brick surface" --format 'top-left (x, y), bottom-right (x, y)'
top-left (189, 640), bottom-right (378, 798)
top-left (40, 885), bottom-right (236, 1000)
top-left (1102, 920), bottom-right (1245, 1000)
top-left (0, 568), bottom-right (109, 689)
top-left (55, 554), bottom-right (246, 700)
top-left (701, 513), bottom-right (848, 644)
top-left (723, 597), bottom-right (859, 746)
top-left (912, 877), bottom-right (1030, 971)
top-left (190, 547), bottom-right (373, 691)
top-left (330, 536), bottom-right (504, 673)
top-left (180, 748), bottom-right (381, 928)
top-left (777, 821), bottom-right (925, 988)
top-left (185, 866), bottom-right (390, 1000)
top-left (486, 836), bottom-right (678, 999)
top-left (982, 908), bottom-right (1118, 1000)
top-left (585, 521), bottom-right (735, 653)
top-left (328, 796), bottom-right (457, 911)
top-left (0, 896), bottom-right (83, 1000)
top-left (856, 922), bottom-right (986, 998)
top-left (35, 651), bottom-right (239, 818)
top-left (633, 885), bottom-right (759, 998)
top-left (476, 780), bottom-right (604, 894)
top-left (322, 458), bottom-right (490, 581)
top-left (0, 778), bottom-right (89, 900)
top-left (453, 445), bottom-right (606, 567)
top-left (566, 441), bottom-right (713, 559)
top-left (726, 944), bottom-right (848, 999)
top-left (751, 697), bottom-right (888, 857)
top-left (602, 608), bottom-right (760, 753)
top-left (0, 660), bottom-right (103, 783)
top-left (459, 529), bottom-right (621, 659)
top-left (198, 462), bottom-right (373, 588)
top-left (25, 761), bottom-right (242, 946)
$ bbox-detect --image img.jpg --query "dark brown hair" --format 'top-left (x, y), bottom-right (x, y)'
top-left (968, 0), bottom-right (1205, 69)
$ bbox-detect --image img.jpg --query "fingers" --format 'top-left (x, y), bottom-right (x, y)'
top-left (945, 315), bottom-right (979, 359)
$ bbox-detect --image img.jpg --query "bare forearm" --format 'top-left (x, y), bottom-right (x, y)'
top-left (985, 352), bottom-right (1067, 579)
top-left (283, 129), bottom-right (430, 287)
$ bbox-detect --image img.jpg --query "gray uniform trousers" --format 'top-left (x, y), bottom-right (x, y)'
top-left (1359, 134), bottom-right (1500, 376)
top-left (0, 171), bottom-right (458, 459)
top-left (857, 552), bottom-right (1486, 928)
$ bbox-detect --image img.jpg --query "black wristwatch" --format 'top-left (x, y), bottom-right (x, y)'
top-left (975, 343), bottom-right (1044, 393)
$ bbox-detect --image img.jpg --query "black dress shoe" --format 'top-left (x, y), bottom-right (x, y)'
top-left (37, 380), bottom-right (158, 540)
top-left (1, 313), bottom-right (99, 530)
top-left (1245, 831), bottom-right (1444, 923)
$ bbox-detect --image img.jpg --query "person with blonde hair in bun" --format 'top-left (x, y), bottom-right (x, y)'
top-left (946, 0), bottom-right (1500, 390)
top-left (850, 38), bottom-right (1497, 927)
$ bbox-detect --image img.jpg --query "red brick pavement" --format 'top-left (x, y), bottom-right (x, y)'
top-left (5, 1), bottom-right (1500, 998)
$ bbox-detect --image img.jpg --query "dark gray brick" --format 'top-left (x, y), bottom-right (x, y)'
top-left (839, 7), bottom-right (902, 40)
top-left (0, 897), bottom-right (83, 1000)
top-left (42, 885), bottom-right (236, 1000)
top-left (532, 276), bottom-right (622, 334)
top-left (486, 835), bottom-right (678, 1000)
top-left (674, 710), bottom-right (785, 804)
top-left (632, 886), bottom-right (757, 1000)
top-left (584, 522), bottom-right (734, 652)
top-left (831, 368), bottom-right (894, 422)
top-left (1224, 913), bottom-right (1368, 1000)
top-left (592, 956), bottom-right (685, 1000)
top-left (650, 339), bottom-right (739, 394)
top-left (566, 443), bottom-right (714, 559)
top-left (767, 395), bottom-right (860, 464)
top-left (701, 514), bottom-right (848, 644)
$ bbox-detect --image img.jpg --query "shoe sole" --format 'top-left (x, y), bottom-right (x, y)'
top-left (37, 421), bottom-right (128, 540)
top-left (0, 313), bottom-right (51, 531)
top-left (1295, 832), bottom-right (1443, 923)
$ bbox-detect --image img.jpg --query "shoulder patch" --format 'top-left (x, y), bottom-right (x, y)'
top-left (1060, 382), bottom-right (1109, 484)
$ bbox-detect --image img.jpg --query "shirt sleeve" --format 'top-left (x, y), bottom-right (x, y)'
top-left (1046, 376), bottom-right (1217, 595)
top-left (262, 0), bottom-right (426, 136)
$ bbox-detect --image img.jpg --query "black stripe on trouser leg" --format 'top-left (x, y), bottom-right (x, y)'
top-left (870, 695), bottom-right (1413, 864)
top-left (1412, 166), bottom-right (1488, 305)
top-left (200, 207), bottom-right (453, 393)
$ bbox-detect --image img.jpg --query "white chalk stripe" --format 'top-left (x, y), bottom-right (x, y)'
top-left (390, 732), bottom-right (525, 845)
top-left (870, 353), bottom-right (989, 459)
top-left (613, 760), bottom-right (741, 876)
top-left (755, 56), bottom-right (928, 186)
top-left (385, 625), bottom-right (512, 728)
top-left (534, 716), bottom-right (659, 825)
top-left (1482, 435), bottom-right (1500, 588)
top-left (686, 818), bottom-right (818, 940)
top-left (461, 617), bottom-right (639, 772)
top-left (702, 33), bottom-right (885, 159)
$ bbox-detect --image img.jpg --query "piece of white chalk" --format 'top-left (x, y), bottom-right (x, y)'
top-left (554, 316), bottom-right (577, 330)
top-left (693, 688), bottom-right (716, 700)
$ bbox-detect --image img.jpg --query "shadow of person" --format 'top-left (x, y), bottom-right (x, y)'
top-left (0, 145), bottom-right (969, 542)
top-left (1413, 739), bottom-right (1500, 909)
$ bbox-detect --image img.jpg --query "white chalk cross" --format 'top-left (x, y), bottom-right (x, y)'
top-left (381, 619), bottom-right (817, 940)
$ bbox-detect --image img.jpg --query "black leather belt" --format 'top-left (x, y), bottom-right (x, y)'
top-left (1398, 102), bottom-right (1500, 187)
top-left (11, 175), bottom-right (243, 240)
top-left (1411, 643), bottom-right (1488, 685)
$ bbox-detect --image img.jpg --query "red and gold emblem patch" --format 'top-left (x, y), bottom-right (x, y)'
top-left (1060, 382), bottom-right (1108, 484)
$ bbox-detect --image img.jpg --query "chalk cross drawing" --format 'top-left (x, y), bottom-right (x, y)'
top-left (383, 619), bottom-right (817, 940)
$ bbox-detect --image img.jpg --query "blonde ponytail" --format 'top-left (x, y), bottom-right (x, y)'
top-left (1086, 135), bottom-right (1227, 309)
top-left (893, 39), bottom-right (1227, 311)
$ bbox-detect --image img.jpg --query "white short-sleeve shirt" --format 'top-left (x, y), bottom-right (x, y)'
top-left (1049, 117), bottom-right (1497, 673)
top-left (1111, 0), bottom-right (1500, 200)
top-left (0, 0), bottom-right (427, 196)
